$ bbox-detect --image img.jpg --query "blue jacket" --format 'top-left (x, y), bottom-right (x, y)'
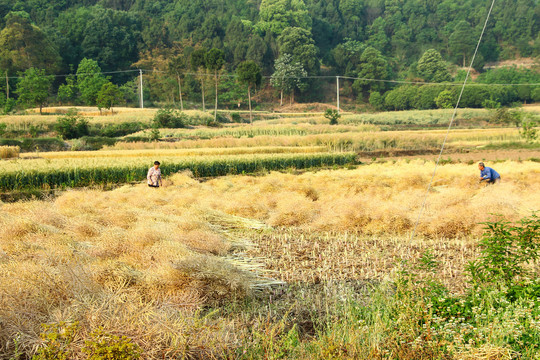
top-left (480, 167), bottom-right (500, 181)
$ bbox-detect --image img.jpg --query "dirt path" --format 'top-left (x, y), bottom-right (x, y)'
top-left (360, 148), bottom-right (540, 163)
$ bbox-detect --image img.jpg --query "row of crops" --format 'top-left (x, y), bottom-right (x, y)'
top-left (0, 152), bottom-right (357, 191)
top-left (21, 146), bottom-right (328, 159)
top-left (130, 124), bottom-right (372, 140)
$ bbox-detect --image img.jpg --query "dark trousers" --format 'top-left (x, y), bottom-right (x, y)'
top-left (486, 177), bottom-right (501, 184)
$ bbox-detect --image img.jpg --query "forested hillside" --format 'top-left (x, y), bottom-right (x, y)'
top-left (0, 0), bottom-right (539, 110)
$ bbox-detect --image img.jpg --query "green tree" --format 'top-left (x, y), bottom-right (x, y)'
top-left (237, 61), bottom-right (262, 124)
top-left (367, 17), bottom-right (389, 53)
top-left (435, 89), bottom-right (455, 109)
top-left (96, 82), bottom-right (122, 114)
top-left (353, 47), bottom-right (389, 97)
top-left (256, 0), bottom-right (312, 36)
top-left (205, 48), bottom-right (225, 121)
top-left (338, 0), bottom-right (365, 40)
top-left (270, 54), bottom-right (308, 105)
top-left (55, 6), bottom-right (140, 72)
top-left (246, 35), bottom-right (269, 67)
top-left (0, 11), bottom-right (61, 75)
top-left (76, 58), bottom-right (108, 106)
top-left (449, 20), bottom-right (476, 67)
top-left (278, 27), bottom-right (319, 75)
top-left (331, 39), bottom-right (365, 75)
top-left (190, 48), bottom-right (208, 112)
top-left (57, 72), bottom-right (78, 105)
top-left (369, 91), bottom-right (384, 110)
top-left (417, 49), bottom-right (451, 83)
top-left (168, 55), bottom-right (186, 111)
top-left (16, 67), bottom-right (52, 114)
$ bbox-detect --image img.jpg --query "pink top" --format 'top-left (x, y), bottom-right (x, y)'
top-left (147, 167), bottom-right (162, 186)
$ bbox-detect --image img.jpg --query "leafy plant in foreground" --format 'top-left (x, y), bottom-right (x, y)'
top-left (467, 214), bottom-right (540, 285)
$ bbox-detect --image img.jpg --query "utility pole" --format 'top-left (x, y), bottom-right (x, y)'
top-left (6, 71), bottom-right (9, 100)
top-left (139, 69), bottom-right (144, 109)
top-left (336, 76), bottom-right (340, 114)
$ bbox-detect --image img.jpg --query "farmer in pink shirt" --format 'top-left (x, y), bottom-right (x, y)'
top-left (147, 161), bottom-right (162, 188)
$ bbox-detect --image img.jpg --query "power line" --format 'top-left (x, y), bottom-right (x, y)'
top-left (5, 69), bottom-right (140, 79)
top-left (3, 67), bottom-right (540, 86)
top-left (409, 0), bottom-right (497, 243)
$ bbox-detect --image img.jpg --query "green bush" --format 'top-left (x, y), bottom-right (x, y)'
top-left (324, 109), bottom-right (341, 125)
top-left (482, 98), bottom-right (501, 109)
top-left (215, 112), bottom-right (230, 124)
top-left (152, 108), bottom-right (187, 128)
top-left (55, 110), bottom-right (90, 139)
top-left (520, 120), bottom-right (538, 142)
top-left (82, 328), bottom-right (141, 360)
top-left (32, 322), bottom-right (79, 360)
top-left (412, 85), bottom-right (444, 110)
top-left (384, 86), bottom-right (418, 110)
top-left (96, 122), bottom-right (147, 137)
top-left (230, 112), bottom-right (242, 122)
top-left (467, 214), bottom-right (540, 285)
top-left (72, 136), bottom-right (118, 151)
top-left (368, 91), bottom-right (384, 110)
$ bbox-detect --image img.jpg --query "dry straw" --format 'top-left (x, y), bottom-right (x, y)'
top-left (0, 146), bottom-right (20, 159)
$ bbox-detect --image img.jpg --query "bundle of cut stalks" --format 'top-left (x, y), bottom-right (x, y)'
top-left (0, 146), bottom-right (19, 160)
top-left (456, 345), bottom-right (516, 360)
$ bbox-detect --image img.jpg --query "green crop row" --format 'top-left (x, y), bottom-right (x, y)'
top-left (0, 152), bottom-right (357, 191)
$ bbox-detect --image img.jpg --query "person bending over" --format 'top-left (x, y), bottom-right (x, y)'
top-left (478, 162), bottom-right (500, 184)
top-left (147, 161), bottom-right (162, 188)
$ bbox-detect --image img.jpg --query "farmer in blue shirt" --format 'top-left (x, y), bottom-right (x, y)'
top-left (478, 162), bottom-right (501, 184)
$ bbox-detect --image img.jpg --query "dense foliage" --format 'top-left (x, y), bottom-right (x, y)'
top-left (0, 0), bottom-right (539, 111)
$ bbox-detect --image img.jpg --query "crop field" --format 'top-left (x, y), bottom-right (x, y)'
top-left (1, 160), bottom-right (539, 359)
top-left (0, 107), bottom-right (540, 359)
top-left (0, 152), bottom-right (355, 191)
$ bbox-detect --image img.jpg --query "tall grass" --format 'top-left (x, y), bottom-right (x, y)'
top-left (0, 152), bottom-right (356, 190)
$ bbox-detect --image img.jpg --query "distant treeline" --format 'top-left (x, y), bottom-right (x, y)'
top-left (0, 0), bottom-right (539, 110)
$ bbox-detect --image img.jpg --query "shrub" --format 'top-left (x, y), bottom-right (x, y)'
top-left (82, 328), bottom-right (141, 360)
top-left (435, 90), bottom-right (455, 109)
top-left (482, 98), bottom-right (501, 109)
top-left (32, 322), bottom-right (78, 360)
top-left (520, 120), bottom-right (538, 142)
top-left (72, 136), bottom-right (118, 151)
top-left (152, 108), bottom-right (186, 128)
top-left (97, 122), bottom-right (146, 137)
top-left (412, 85), bottom-right (444, 110)
top-left (215, 112), bottom-right (230, 124)
top-left (368, 91), bottom-right (384, 110)
top-left (490, 107), bottom-right (513, 124)
top-left (20, 138), bottom-right (67, 152)
top-left (324, 109), bottom-right (341, 125)
top-left (384, 86), bottom-right (418, 110)
top-left (230, 112), bottom-right (242, 122)
top-left (55, 110), bottom-right (89, 139)
top-left (0, 123), bottom-right (6, 136)
top-left (3, 98), bottom-right (15, 114)
top-left (467, 214), bottom-right (540, 285)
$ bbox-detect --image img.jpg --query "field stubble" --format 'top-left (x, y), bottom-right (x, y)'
top-left (0, 160), bottom-right (539, 358)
